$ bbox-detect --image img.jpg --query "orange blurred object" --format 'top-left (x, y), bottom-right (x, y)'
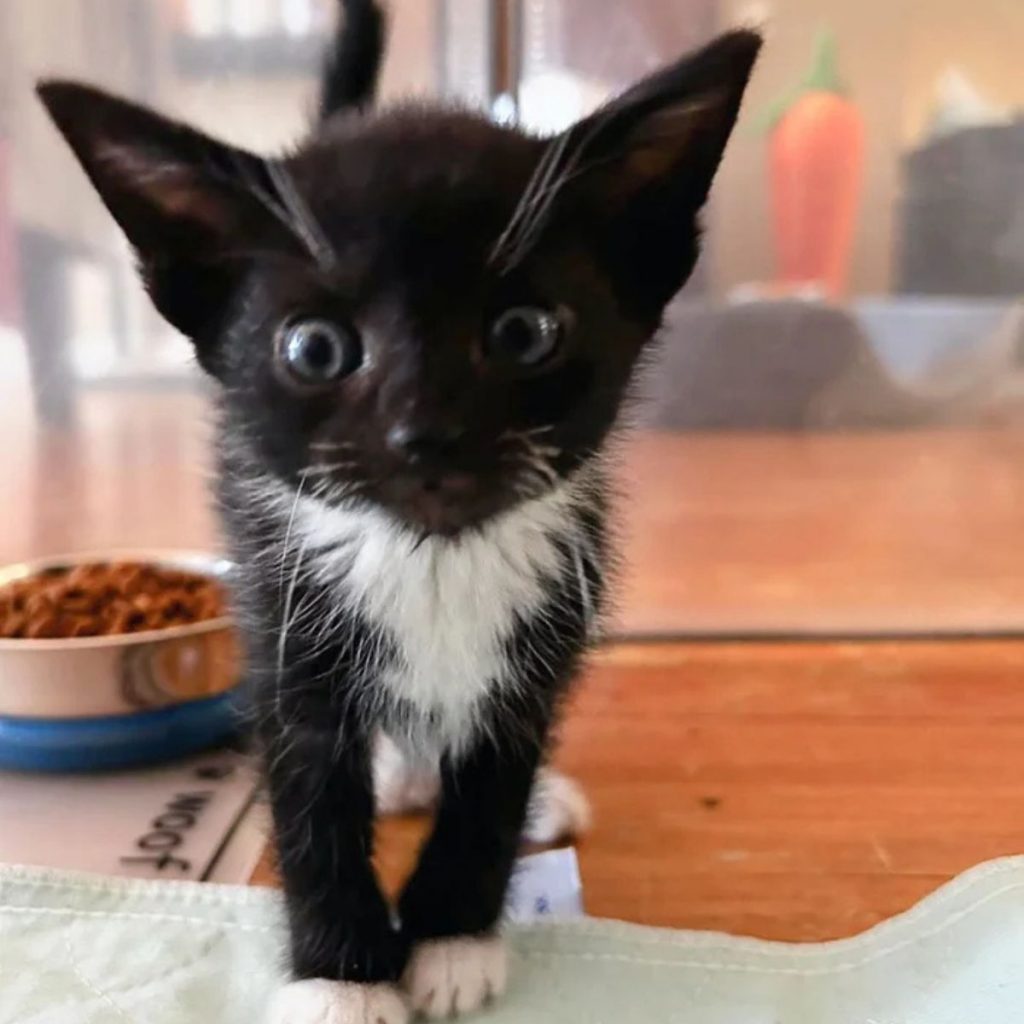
top-left (767, 33), bottom-right (865, 298)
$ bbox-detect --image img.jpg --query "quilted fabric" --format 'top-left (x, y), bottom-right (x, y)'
top-left (2, 857), bottom-right (1024, 1023)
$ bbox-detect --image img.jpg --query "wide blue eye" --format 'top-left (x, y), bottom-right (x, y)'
top-left (277, 317), bottom-right (361, 385)
top-left (487, 306), bottom-right (564, 367)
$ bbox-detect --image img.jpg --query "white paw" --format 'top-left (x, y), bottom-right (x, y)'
top-left (402, 937), bottom-right (508, 1020)
top-left (523, 770), bottom-right (592, 844)
top-left (267, 980), bottom-right (409, 1024)
top-left (373, 734), bottom-right (440, 816)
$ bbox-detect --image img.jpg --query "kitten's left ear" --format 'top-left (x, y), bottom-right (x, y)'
top-left (578, 30), bottom-right (761, 205)
top-left (37, 82), bottom-right (291, 366)
top-left (502, 30), bottom-right (761, 313)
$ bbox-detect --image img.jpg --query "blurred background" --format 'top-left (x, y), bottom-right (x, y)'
top-left (1, 0), bottom-right (1023, 638)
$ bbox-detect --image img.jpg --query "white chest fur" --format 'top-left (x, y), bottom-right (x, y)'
top-left (287, 483), bottom-right (580, 756)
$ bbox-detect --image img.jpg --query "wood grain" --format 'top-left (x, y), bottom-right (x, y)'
top-left (253, 639), bottom-right (1024, 942)
top-left (614, 428), bottom-right (1024, 635)
top-left (3, 387), bottom-right (1023, 635)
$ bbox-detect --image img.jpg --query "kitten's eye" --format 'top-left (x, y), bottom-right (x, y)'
top-left (276, 317), bottom-right (361, 385)
top-left (486, 306), bottom-right (565, 368)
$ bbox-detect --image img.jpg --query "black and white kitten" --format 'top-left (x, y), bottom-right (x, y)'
top-left (39, 4), bottom-right (759, 1020)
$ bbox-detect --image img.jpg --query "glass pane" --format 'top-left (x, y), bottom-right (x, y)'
top-left (4, 1), bottom-right (1023, 640)
top-left (0, 0), bottom-right (443, 564)
top-left (518, 0), bottom-right (1024, 636)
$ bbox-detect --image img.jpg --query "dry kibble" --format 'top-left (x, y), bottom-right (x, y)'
top-left (24, 592), bottom-right (55, 617)
top-left (109, 610), bottom-right (147, 634)
top-left (114, 566), bottom-right (146, 597)
top-left (123, 611), bottom-right (151, 633)
top-left (58, 587), bottom-right (97, 614)
top-left (0, 561), bottom-right (227, 640)
top-left (1, 613), bottom-right (26, 639)
top-left (66, 564), bottom-right (103, 586)
top-left (25, 612), bottom-right (61, 639)
top-left (65, 618), bottom-right (102, 638)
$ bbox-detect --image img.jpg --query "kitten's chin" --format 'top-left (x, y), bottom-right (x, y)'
top-left (389, 492), bottom-right (511, 538)
top-left (369, 473), bottom-right (532, 538)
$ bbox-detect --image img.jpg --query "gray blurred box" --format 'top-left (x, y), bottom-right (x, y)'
top-left (899, 121), bottom-right (1024, 297)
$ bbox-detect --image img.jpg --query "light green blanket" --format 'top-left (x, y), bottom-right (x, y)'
top-left (2, 857), bottom-right (1023, 1023)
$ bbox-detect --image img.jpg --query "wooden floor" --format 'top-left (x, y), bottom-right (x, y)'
top-left (253, 638), bottom-right (1024, 942)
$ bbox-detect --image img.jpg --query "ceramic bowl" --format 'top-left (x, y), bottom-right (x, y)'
top-left (0, 551), bottom-right (244, 771)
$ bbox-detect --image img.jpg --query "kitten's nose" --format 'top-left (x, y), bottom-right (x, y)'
top-left (386, 421), bottom-right (464, 463)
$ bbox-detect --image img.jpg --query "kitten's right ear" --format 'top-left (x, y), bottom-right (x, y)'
top-left (37, 81), bottom-right (287, 368)
top-left (493, 31), bottom-right (761, 315)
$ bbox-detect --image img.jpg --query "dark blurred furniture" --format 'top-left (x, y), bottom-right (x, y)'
top-left (899, 120), bottom-right (1024, 297)
top-left (638, 299), bottom-right (1024, 431)
top-left (639, 302), bottom-right (870, 430)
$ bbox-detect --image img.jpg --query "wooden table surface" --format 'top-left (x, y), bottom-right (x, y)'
top-left (614, 427), bottom-right (1024, 636)
top-left (253, 638), bottom-right (1024, 942)
top-left (4, 387), bottom-right (1024, 637)
top-left (4, 386), bottom-right (1024, 939)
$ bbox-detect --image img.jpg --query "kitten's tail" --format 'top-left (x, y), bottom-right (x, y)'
top-left (319, 0), bottom-right (386, 119)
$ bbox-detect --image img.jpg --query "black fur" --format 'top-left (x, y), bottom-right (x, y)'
top-left (38, 8), bottom-right (759, 1002)
top-left (319, 0), bottom-right (386, 118)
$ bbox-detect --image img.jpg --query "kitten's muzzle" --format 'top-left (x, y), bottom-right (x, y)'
top-left (378, 465), bottom-right (496, 536)
top-left (375, 423), bottom-right (508, 533)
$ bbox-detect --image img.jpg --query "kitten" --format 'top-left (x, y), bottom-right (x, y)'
top-left (38, 3), bottom-right (759, 1020)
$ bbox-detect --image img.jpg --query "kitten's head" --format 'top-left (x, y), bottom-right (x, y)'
top-left (38, 29), bottom-right (759, 536)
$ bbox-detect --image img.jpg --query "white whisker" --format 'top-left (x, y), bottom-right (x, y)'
top-left (278, 470), bottom-right (309, 598)
top-left (264, 160), bottom-right (338, 271)
top-left (306, 461), bottom-right (358, 475)
top-left (531, 443), bottom-right (562, 459)
top-left (309, 440), bottom-right (357, 452)
top-left (491, 107), bottom-right (620, 273)
top-left (490, 130), bottom-right (572, 270)
top-left (275, 534), bottom-right (309, 728)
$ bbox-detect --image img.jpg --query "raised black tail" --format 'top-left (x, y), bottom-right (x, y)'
top-left (319, 0), bottom-right (386, 119)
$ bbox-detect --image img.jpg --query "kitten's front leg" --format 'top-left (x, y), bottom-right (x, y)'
top-left (397, 736), bottom-right (541, 1020)
top-left (263, 719), bottom-right (409, 1024)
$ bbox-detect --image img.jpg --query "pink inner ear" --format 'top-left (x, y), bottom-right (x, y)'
top-left (95, 140), bottom-right (232, 230)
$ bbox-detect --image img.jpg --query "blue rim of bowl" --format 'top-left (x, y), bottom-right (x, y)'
top-left (0, 692), bottom-right (245, 772)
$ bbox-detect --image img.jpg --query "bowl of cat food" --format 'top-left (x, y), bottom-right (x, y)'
top-left (0, 552), bottom-right (243, 772)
